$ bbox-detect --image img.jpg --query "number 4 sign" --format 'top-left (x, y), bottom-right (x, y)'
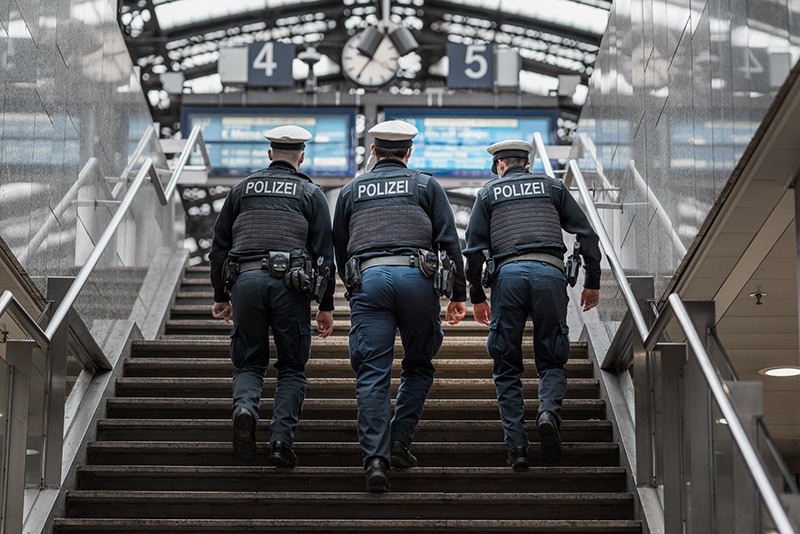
top-left (248, 42), bottom-right (295, 87)
top-left (447, 43), bottom-right (494, 88)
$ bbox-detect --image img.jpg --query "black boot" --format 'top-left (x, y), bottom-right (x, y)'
top-left (232, 408), bottom-right (257, 464)
top-left (390, 440), bottom-right (418, 468)
top-left (537, 411), bottom-right (562, 464)
top-left (365, 457), bottom-right (391, 493)
top-left (506, 446), bottom-right (530, 472)
top-left (269, 440), bottom-right (299, 468)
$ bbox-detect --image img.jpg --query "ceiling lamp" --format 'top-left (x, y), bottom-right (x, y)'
top-left (758, 366), bottom-right (800, 377)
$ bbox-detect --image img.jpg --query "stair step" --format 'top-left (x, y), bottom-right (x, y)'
top-left (123, 358), bottom-right (594, 379)
top-left (105, 397), bottom-right (606, 420)
top-left (114, 377), bottom-right (600, 399)
top-left (170, 304), bottom-right (476, 322)
top-left (64, 490), bottom-right (634, 520)
top-left (86, 442), bottom-right (620, 467)
top-left (165, 319), bottom-right (528, 336)
top-left (54, 518), bottom-right (642, 533)
top-left (131, 338), bottom-right (589, 360)
top-left (96, 419), bottom-right (613, 443)
top-left (76, 465), bottom-right (628, 492)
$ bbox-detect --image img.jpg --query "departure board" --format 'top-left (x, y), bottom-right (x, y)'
top-left (181, 107), bottom-right (356, 177)
top-left (383, 108), bottom-right (557, 178)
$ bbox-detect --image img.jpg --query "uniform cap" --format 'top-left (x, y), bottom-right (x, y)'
top-left (264, 125), bottom-right (312, 150)
top-left (487, 139), bottom-right (532, 174)
top-left (369, 120), bottom-right (419, 149)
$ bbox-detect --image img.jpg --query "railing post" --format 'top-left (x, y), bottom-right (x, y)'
top-left (659, 342), bottom-right (687, 534)
top-left (682, 300), bottom-right (716, 534)
top-left (727, 381), bottom-right (763, 533)
top-left (42, 277), bottom-right (74, 488)
top-left (633, 332), bottom-right (654, 488)
top-left (3, 340), bottom-right (35, 534)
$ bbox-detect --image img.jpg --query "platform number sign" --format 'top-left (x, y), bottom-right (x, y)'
top-left (248, 42), bottom-right (295, 87)
top-left (447, 43), bottom-right (494, 89)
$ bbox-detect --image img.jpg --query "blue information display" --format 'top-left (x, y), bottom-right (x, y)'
top-left (181, 107), bottom-right (356, 177)
top-left (383, 108), bottom-right (557, 178)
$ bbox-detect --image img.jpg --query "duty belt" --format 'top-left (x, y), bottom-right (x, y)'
top-left (360, 255), bottom-right (418, 272)
top-left (238, 258), bottom-right (270, 273)
top-left (497, 252), bottom-right (564, 272)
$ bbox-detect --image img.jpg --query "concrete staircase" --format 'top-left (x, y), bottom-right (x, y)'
top-left (54, 265), bottom-right (641, 533)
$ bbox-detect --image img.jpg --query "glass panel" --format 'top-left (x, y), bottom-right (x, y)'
top-left (0, 359), bottom-right (11, 521)
top-left (755, 419), bottom-right (800, 495)
top-left (711, 401), bottom-right (736, 533)
top-left (24, 348), bottom-right (45, 488)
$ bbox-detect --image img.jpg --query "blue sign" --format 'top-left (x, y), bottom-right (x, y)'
top-left (248, 42), bottom-right (295, 87)
top-left (181, 107), bottom-right (356, 177)
top-left (447, 43), bottom-right (494, 89)
top-left (384, 108), bottom-right (557, 178)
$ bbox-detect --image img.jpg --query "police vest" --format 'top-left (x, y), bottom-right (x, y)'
top-left (482, 172), bottom-right (563, 256)
top-left (229, 167), bottom-right (311, 256)
top-left (346, 166), bottom-right (433, 256)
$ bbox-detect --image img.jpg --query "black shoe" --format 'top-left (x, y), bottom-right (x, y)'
top-left (232, 409), bottom-right (257, 464)
top-left (537, 411), bottom-right (562, 464)
top-left (507, 446), bottom-right (531, 472)
top-left (365, 457), bottom-right (391, 493)
top-left (390, 440), bottom-right (418, 468)
top-left (269, 440), bottom-right (299, 468)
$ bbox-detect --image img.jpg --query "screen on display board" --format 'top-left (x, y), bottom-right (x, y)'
top-left (383, 108), bottom-right (557, 178)
top-left (181, 107), bottom-right (356, 178)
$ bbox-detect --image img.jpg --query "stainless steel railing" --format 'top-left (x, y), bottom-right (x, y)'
top-left (532, 131), bottom-right (798, 533)
top-left (0, 125), bottom-right (210, 534)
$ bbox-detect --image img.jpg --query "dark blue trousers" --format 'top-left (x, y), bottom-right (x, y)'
top-left (229, 269), bottom-right (311, 446)
top-left (348, 265), bottom-right (443, 466)
top-left (487, 261), bottom-right (570, 451)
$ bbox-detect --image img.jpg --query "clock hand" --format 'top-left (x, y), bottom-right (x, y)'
top-left (356, 58), bottom-right (373, 79)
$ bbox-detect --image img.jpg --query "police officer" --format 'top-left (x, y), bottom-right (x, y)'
top-left (210, 125), bottom-right (336, 468)
top-left (464, 140), bottom-right (601, 470)
top-left (332, 120), bottom-right (467, 493)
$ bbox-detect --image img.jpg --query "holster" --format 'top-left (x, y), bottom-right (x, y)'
top-left (344, 256), bottom-right (362, 290)
top-left (433, 251), bottom-right (455, 298)
top-left (310, 256), bottom-right (329, 304)
top-left (268, 251), bottom-right (290, 279)
top-left (417, 249), bottom-right (439, 278)
top-left (564, 242), bottom-right (582, 287)
top-left (222, 258), bottom-right (240, 293)
top-left (481, 250), bottom-right (496, 288)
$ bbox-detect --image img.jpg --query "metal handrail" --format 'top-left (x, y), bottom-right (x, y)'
top-left (0, 291), bottom-right (49, 349)
top-left (561, 156), bottom-right (796, 533)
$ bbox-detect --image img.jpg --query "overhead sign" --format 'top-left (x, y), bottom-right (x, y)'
top-left (384, 108), bottom-right (557, 178)
top-left (181, 107), bottom-right (356, 178)
top-left (447, 43), bottom-right (494, 89)
top-left (247, 42), bottom-right (295, 87)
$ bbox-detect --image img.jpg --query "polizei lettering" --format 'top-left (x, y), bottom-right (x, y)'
top-left (492, 180), bottom-right (547, 202)
top-left (244, 179), bottom-right (299, 197)
top-left (355, 179), bottom-right (411, 201)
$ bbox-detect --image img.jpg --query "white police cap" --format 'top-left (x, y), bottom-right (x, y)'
top-left (369, 120), bottom-right (418, 148)
top-left (264, 125), bottom-right (312, 150)
top-left (487, 139), bottom-right (532, 174)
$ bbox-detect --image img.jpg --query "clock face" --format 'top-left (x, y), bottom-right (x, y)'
top-left (341, 31), bottom-right (400, 88)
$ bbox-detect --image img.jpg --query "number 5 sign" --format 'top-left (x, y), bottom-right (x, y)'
top-left (447, 43), bottom-right (494, 88)
top-left (248, 42), bottom-right (295, 87)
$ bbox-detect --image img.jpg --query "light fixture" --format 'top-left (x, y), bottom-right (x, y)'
top-left (356, 26), bottom-right (383, 59)
top-left (748, 291), bottom-right (767, 305)
top-left (388, 25), bottom-right (419, 56)
top-left (758, 366), bottom-right (800, 377)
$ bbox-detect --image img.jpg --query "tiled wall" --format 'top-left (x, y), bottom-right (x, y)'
top-left (575, 0), bottom-right (800, 320)
top-left (0, 0), bottom-right (180, 339)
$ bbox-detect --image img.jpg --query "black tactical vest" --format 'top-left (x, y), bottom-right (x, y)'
top-left (230, 167), bottom-right (310, 256)
top-left (484, 172), bottom-right (563, 256)
top-left (346, 166), bottom-right (433, 256)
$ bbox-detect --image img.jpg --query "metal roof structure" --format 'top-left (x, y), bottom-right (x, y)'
top-left (118, 0), bottom-right (611, 137)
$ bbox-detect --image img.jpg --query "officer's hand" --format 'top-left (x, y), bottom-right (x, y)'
top-left (212, 301), bottom-right (233, 323)
top-left (472, 301), bottom-right (491, 326)
top-left (581, 288), bottom-right (600, 312)
top-left (316, 310), bottom-right (334, 338)
top-left (446, 301), bottom-right (467, 325)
